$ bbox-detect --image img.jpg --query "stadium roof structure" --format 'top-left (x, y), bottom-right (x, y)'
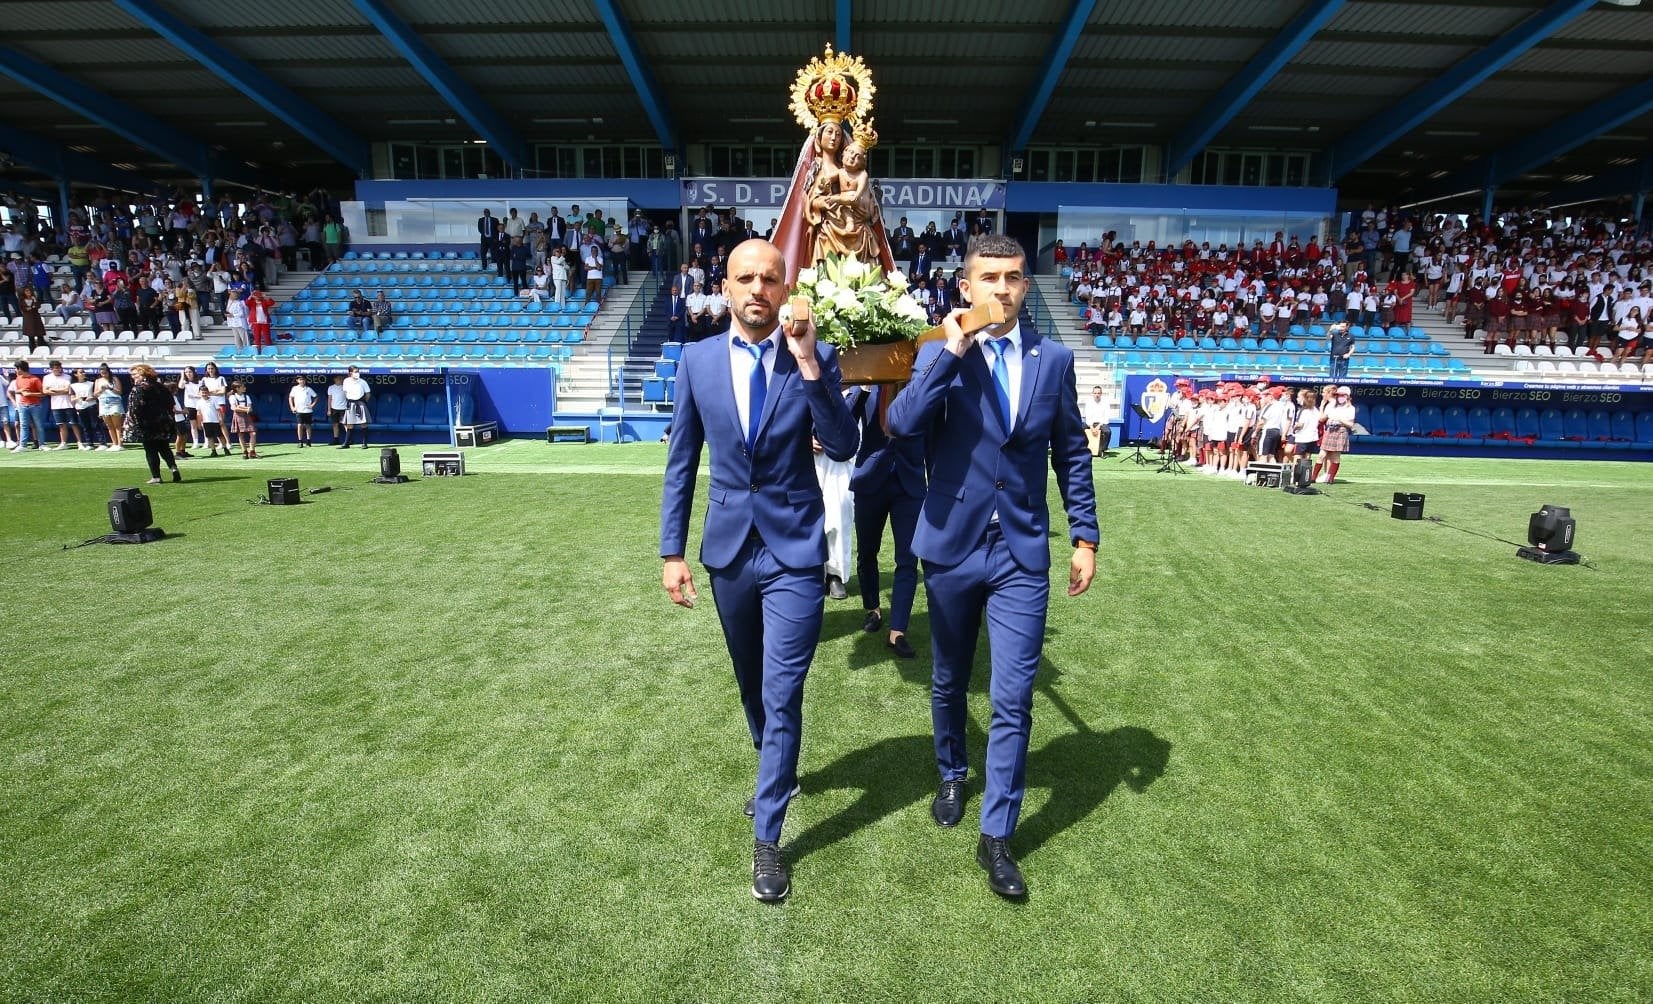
top-left (0, 0), bottom-right (1650, 210)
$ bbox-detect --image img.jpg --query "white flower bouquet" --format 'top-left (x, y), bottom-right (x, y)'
top-left (786, 254), bottom-right (928, 352)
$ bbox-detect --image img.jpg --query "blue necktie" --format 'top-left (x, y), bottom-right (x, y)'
top-left (744, 340), bottom-right (771, 448)
top-left (989, 337), bottom-right (1013, 432)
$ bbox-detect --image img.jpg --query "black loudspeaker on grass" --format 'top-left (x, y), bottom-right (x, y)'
top-left (267, 478), bottom-right (301, 505)
top-left (1391, 492), bottom-right (1425, 520)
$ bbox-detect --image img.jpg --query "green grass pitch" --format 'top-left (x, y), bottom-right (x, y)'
top-left (1, 442), bottom-right (1648, 1002)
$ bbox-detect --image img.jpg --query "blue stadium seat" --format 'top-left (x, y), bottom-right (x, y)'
top-left (1442, 406), bottom-right (1469, 439)
top-left (1366, 403), bottom-right (1396, 436)
top-left (1539, 408), bottom-right (1570, 445)
top-left (1388, 326), bottom-right (1406, 340)
top-left (1260, 338), bottom-right (1280, 351)
top-left (1563, 408), bottom-right (1592, 443)
top-left (1608, 410), bottom-right (1635, 444)
top-left (1635, 412), bottom-right (1653, 446)
top-left (1514, 408), bottom-right (1541, 440)
top-left (1418, 405), bottom-right (1443, 435)
top-left (563, 328), bottom-right (585, 344)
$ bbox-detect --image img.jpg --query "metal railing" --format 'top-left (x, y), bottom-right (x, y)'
top-left (603, 271), bottom-right (664, 412)
top-left (1022, 279), bottom-right (1062, 344)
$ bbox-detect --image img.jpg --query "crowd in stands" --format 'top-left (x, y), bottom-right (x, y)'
top-left (1062, 207), bottom-right (1652, 374)
top-left (2, 187), bottom-right (344, 344)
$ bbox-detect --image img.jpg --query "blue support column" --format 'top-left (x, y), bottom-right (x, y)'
top-left (1165, 0), bottom-right (1346, 178)
top-left (351, 0), bottom-right (528, 171)
top-left (0, 44), bottom-right (251, 186)
top-left (58, 178), bottom-right (73, 237)
top-left (591, 0), bottom-right (681, 159)
top-left (1326, 0), bottom-right (1597, 180)
top-left (1482, 187), bottom-right (1495, 224)
top-left (1006, 0), bottom-right (1098, 157)
top-left (114, 0), bottom-right (371, 176)
top-left (201, 176), bottom-right (214, 202)
top-left (836, 0), bottom-right (852, 53)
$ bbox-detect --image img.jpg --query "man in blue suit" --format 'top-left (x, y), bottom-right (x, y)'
top-left (846, 383), bottom-right (925, 658)
top-left (660, 239), bottom-right (859, 902)
top-left (886, 233), bottom-right (1098, 899)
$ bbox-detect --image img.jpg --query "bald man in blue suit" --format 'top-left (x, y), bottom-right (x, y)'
top-left (886, 233), bottom-right (1098, 899)
top-left (660, 239), bottom-right (858, 903)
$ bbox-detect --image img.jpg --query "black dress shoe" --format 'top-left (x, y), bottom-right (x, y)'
top-left (826, 575), bottom-right (848, 600)
top-left (752, 840), bottom-right (790, 902)
top-left (976, 834), bottom-right (1027, 899)
top-left (887, 634), bottom-right (917, 659)
top-left (931, 778), bottom-right (965, 828)
top-left (861, 609), bottom-right (883, 633)
top-left (744, 782), bottom-right (801, 818)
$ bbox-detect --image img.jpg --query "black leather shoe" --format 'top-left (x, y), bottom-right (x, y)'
top-left (887, 634), bottom-right (916, 659)
top-left (976, 834), bottom-right (1027, 899)
top-left (931, 778), bottom-right (965, 828)
top-left (861, 609), bottom-right (883, 633)
top-left (826, 575), bottom-right (848, 600)
top-left (752, 840), bottom-right (790, 902)
top-left (744, 783), bottom-right (801, 818)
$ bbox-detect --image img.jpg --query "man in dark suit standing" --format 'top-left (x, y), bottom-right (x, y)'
top-left (660, 239), bottom-right (859, 903)
top-left (847, 384), bottom-right (925, 659)
top-left (886, 233), bottom-right (1098, 899)
top-left (667, 263), bottom-right (693, 342)
top-left (911, 244), bottom-right (934, 286)
top-left (477, 209), bottom-right (499, 270)
top-left (943, 220), bottom-right (967, 260)
top-left (892, 217), bottom-right (916, 269)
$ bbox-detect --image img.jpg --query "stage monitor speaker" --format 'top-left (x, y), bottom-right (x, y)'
top-left (1282, 456), bottom-right (1319, 495)
top-left (267, 477), bottom-right (301, 505)
top-left (1391, 492), bottom-right (1425, 520)
top-left (108, 487), bottom-right (153, 533)
top-left (422, 451), bottom-right (466, 477)
top-left (1249, 460), bottom-right (1285, 488)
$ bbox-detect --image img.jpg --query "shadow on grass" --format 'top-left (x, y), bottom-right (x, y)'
top-left (790, 660), bottom-right (1171, 862)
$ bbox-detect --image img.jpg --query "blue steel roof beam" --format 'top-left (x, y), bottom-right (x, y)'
top-left (0, 44), bottom-right (254, 186)
top-left (837, 0), bottom-right (852, 54)
top-left (113, 0), bottom-right (371, 176)
top-left (590, 0), bottom-right (680, 158)
top-left (1485, 77), bottom-right (1653, 187)
top-left (0, 121), bottom-right (158, 194)
top-left (1324, 0), bottom-right (1599, 181)
top-left (351, 0), bottom-right (529, 171)
top-left (1164, 0), bottom-right (1347, 178)
top-left (1005, 0), bottom-right (1098, 158)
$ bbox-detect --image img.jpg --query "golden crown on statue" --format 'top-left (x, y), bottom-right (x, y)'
top-left (850, 118), bottom-right (879, 150)
top-left (789, 44), bottom-right (875, 128)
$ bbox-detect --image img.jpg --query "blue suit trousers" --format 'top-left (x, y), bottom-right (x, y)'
top-left (922, 524), bottom-right (1049, 839)
top-left (706, 535), bottom-right (824, 842)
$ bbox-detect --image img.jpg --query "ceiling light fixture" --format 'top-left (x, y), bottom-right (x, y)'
top-left (905, 118), bottom-right (959, 126)
top-left (1093, 121), bottom-right (1157, 129)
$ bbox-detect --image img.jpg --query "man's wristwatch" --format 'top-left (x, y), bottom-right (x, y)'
top-left (1075, 540), bottom-right (1097, 551)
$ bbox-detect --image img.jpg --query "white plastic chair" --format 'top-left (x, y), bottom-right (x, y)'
top-left (1574, 360), bottom-right (1598, 375)
top-left (116, 330), bottom-right (136, 341)
top-left (1556, 360), bottom-right (1577, 374)
top-left (1553, 345), bottom-right (1574, 357)
top-left (1533, 344), bottom-right (1552, 356)
top-left (1535, 360), bottom-right (1556, 374)
top-left (1493, 343), bottom-right (1512, 356)
top-left (136, 330), bottom-right (155, 342)
top-left (1514, 359), bottom-right (1534, 373)
top-left (1512, 344), bottom-right (1532, 356)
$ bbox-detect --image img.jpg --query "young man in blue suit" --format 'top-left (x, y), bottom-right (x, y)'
top-left (846, 383), bottom-right (925, 658)
top-left (660, 239), bottom-right (859, 902)
top-left (885, 233), bottom-right (1099, 899)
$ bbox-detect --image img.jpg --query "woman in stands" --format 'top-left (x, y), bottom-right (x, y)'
top-left (1394, 270), bottom-right (1418, 326)
top-left (1314, 387), bottom-right (1356, 485)
top-left (227, 379), bottom-right (258, 459)
top-left (1424, 251), bottom-right (1445, 309)
top-left (1538, 287), bottom-right (1563, 350)
top-left (1611, 305), bottom-right (1643, 366)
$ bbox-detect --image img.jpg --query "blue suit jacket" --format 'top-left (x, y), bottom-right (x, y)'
top-left (660, 332), bottom-right (859, 570)
top-left (885, 331), bottom-right (1098, 572)
top-left (846, 385), bottom-right (926, 500)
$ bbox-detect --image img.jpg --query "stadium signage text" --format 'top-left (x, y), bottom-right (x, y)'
top-left (682, 178), bottom-right (1006, 210)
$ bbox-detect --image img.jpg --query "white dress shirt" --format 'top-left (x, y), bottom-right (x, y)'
top-left (978, 322), bottom-right (1023, 429)
top-left (729, 328), bottom-right (780, 436)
